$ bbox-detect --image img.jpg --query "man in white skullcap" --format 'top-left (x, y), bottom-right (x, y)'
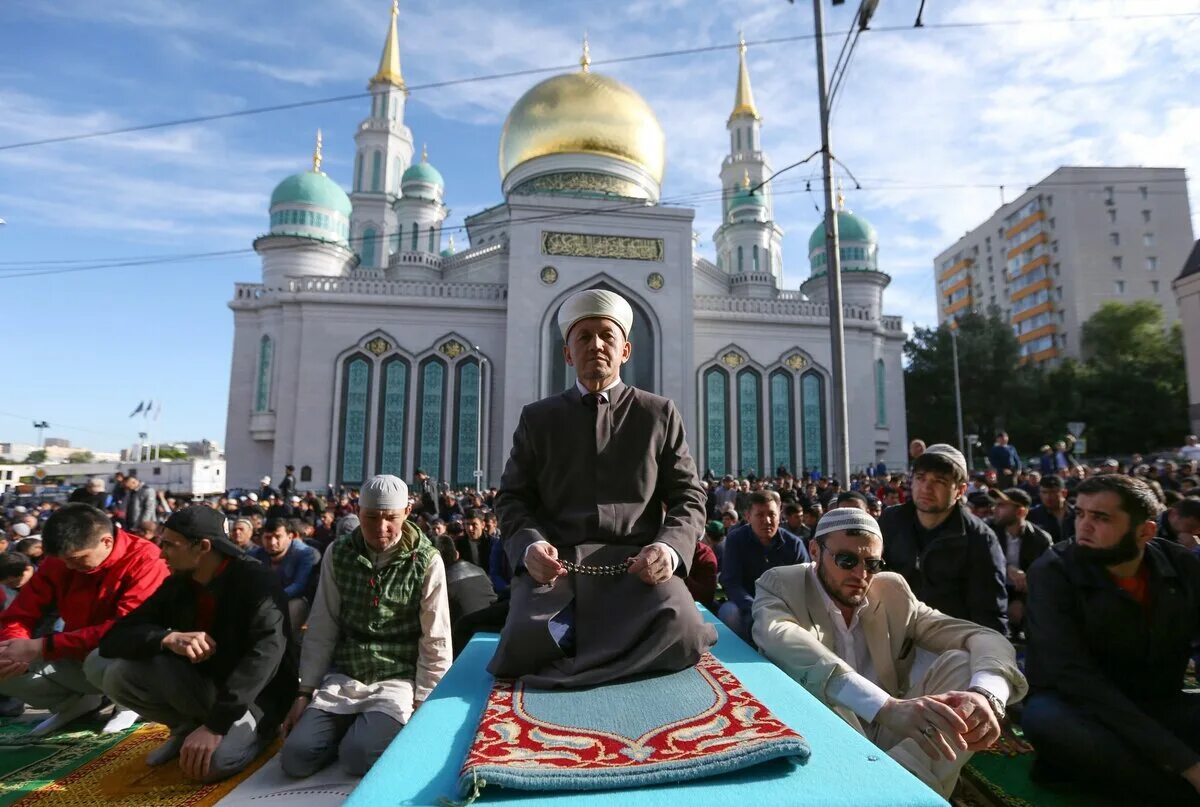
top-left (279, 475), bottom-right (450, 778)
top-left (752, 507), bottom-right (1027, 798)
top-left (490, 288), bottom-right (715, 688)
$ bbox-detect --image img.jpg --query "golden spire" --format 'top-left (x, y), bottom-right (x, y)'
top-left (311, 129), bottom-right (324, 174)
top-left (421, 143), bottom-right (428, 162)
top-left (742, 168), bottom-right (751, 190)
top-left (447, 234), bottom-right (456, 253)
top-left (371, 0), bottom-right (405, 88)
top-left (729, 31), bottom-right (761, 122)
top-left (836, 178), bottom-right (846, 211)
top-left (580, 32), bottom-right (591, 73)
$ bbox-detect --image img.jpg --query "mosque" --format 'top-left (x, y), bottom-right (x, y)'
top-left (224, 4), bottom-right (908, 492)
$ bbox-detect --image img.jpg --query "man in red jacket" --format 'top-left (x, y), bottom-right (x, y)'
top-left (0, 503), bottom-right (168, 736)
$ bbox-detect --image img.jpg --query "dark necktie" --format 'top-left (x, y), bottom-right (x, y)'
top-left (583, 392), bottom-right (607, 409)
top-left (583, 392), bottom-right (611, 454)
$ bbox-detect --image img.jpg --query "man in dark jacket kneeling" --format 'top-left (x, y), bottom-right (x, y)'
top-left (98, 506), bottom-right (297, 782)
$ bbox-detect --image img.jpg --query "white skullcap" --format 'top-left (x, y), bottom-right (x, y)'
top-left (247, 493), bottom-right (258, 502)
top-left (814, 507), bottom-right (882, 541)
top-left (360, 474), bottom-right (409, 511)
top-left (260, 476), bottom-right (271, 485)
top-left (558, 289), bottom-right (634, 341)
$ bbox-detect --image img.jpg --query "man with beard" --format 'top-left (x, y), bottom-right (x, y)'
top-left (1027, 473), bottom-right (1076, 543)
top-left (488, 289), bottom-right (714, 687)
top-left (879, 444), bottom-right (1008, 633)
top-left (753, 508), bottom-right (1026, 798)
top-left (250, 518), bottom-right (319, 644)
top-left (1023, 474), bottom-right (1200, 802)
top-left (989, 489), bottom-right (1051, 638)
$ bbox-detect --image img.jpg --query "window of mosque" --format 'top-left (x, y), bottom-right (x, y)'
top-left (377, 356), bottom-right (409, 478)
top-left (875, 359), bottom-right (887, 427)
top-left (736, 129), bottom-right (742, 151)
top-left (769, 370), bottom-right (794, 476)
top-left (409, 224), bottom-right (417, 251)
top-left (391, 230), bottom-right (401, 253)
top-left (416, 358), bottom-right (446, 481)
top-left (300, 465), bottom-right (312, 483)
top-left (361, 227), bottom-right (378, 267)
top-left (765, 247), bottom-right (771, 274)
top-left (255, 335), bottom-right (273, 413)
top-left (454, 359), bottom-right (482, 488)
top-left (737, 246), bottom-right (744, 272)
top-left (355, 153), bottom-right (363, 192)
top-left (737, 368), bottom-right (761, 477)
top-left (801, 371), bottom-right (827, 477)
top-left (338, 355), bottom-right (372, 486)
top-left (704, 368), bottom-right (729, 477)
top-left (371, 151), bottom-right (382, 192)
top-left (428, 228), bottom-right (436, 253)
top-left (753, 245), bottom-right (760, 272)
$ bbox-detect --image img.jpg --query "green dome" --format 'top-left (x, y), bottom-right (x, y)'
top-left (808, 210), bottom-right (877, 253)
top-left (730, 186), bottom-right (766, 212)
top-left (402, 161), bottom-right (444, 188)
top-left (270, 171), bottom-right (351, 217)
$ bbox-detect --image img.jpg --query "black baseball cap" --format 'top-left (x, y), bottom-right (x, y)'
top-left (164, 505), bottom-right (244, 556)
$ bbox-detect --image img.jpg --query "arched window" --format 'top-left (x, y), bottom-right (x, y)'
top-left (737, 368), bottom-right (761, 477)
top-left (411, 223), bottom-right (419, 251)
top-left (300, 465), bottom-right (312, 482)
top-left (354, 153), bottom-right (363, 192)
top-left (391, 228), bottom-right (401, 254)
top-left (875, 359), bottom-right (888, 426)
top-left (415, 357), bottom-right (447, 481)
top-left (337, 354), bottom-right (372, 486)
top-left (737, 245), bottom-right (744, 272)
top-left (370, 151), bottom-right (382, 192)
top-left (704, 367), bottom-right (730, 476)
top-left (801, 371), bottom-right (827, 477)
top-left (735, 129), bottom-right (742, 152)
top-left (765, 246), bottom-right (772, 274)
top-left (428, 227), bottom-right (437, 253)
top-left (454, 359), bottom-right (482, 488)
top-left (753, 245), bottom-right (760, 272)
top-left (255, 335), bottom-right (273, 412)
top-left (376, 356), bottom-right (410, 477)
top-left (769, 369), bottom-right (795, 476)
top-left (361, 227), bottom-right (378, 268)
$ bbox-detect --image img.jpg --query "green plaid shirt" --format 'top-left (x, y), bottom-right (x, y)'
top-left (331, 521), bottom-right (436, 685)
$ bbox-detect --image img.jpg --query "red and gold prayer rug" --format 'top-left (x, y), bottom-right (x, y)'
top-left (7, 724), bottom-right (278, 807)
top-left (453, 652), bottom-right (810, 801)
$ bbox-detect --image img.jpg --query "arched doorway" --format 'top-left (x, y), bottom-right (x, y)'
top-left (545, 283), bottom-right (656, 394)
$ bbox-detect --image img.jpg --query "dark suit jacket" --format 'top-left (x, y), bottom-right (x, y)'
top-left (495, 382), bottom-right (706, 573)
top-left (994, 521), bottom-right (1053, 572)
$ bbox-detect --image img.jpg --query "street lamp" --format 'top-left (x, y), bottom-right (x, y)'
top-left (473, 346), bottom-right (487, 492)
top-left (32, 421), bottom-right (49, 450)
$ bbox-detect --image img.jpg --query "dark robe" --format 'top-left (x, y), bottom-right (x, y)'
top-left (488, 381), bottom-right (716, 688)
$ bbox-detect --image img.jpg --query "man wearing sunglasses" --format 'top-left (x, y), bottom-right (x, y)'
top-left (752, 507), bottom-right (1027, 798)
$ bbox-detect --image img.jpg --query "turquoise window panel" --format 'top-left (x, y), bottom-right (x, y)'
top-left (411, 224), bottom-right (419, 251)
top-left (455, 361), bottom-right (481, 487)
top-left (769, 370), bottom-right (794, 476)
top-left (875, 359), bottom-right (887, 426)
top-left (378, 358), bottom-right (408, 477)
top-left (255, 336), bottom-right (272, 413)
top-left (753, 245), bottom-right (760, 272)
top-left (361, 227), bottom-right (377, 268)
top-left (340, 357), bottom-right (371, 485)
top-left (801, 371), bottom-right (826, 476)
top-left (704, 368), bottom-right (728, 476)
top-left (371, 151), bottom-right (382, 192)
top-left (428, 228), bottom-right (436, 253)
top-left (737, 369), bottom-right (761, 477)
top-left (355, 153), bottom-right (363, 191)
top-left (417, 359), bottom-right (446, 480)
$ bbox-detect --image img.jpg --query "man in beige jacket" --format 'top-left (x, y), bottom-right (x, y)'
top-left (752, 507), bottom-right (1027, 798)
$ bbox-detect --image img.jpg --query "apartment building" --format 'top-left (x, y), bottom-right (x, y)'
top-left (933, 167), bottom-right (1194, 363)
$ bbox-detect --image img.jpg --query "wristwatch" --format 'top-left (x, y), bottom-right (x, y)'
top-left (969, 686), bottom-right (1006, 720)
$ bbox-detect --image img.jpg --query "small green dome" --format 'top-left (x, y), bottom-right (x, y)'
top-left (270, 171), bottom-right (352, 217)
top-left (440, 247), bottom-right (455, 258)
top-left (402, 161), bottom-right (444, 188)
top-left (730, 186), bottom-right (766, 212)
top-left (808, 210), bottom-right (877, 253)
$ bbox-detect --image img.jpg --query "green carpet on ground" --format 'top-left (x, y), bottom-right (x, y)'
top-left (0, 717), bottom-right (136, 807)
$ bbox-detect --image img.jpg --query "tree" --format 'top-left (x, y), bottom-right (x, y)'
top-left (22, 450), bottom-right (47, 464)
top-left (66, 451), bottom-right (95, 463)
top-left (155, 445), bottom-right (189, 460)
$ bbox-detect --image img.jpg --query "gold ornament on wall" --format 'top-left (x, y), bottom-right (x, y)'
top-left (721, 351), bottom-right (746, 368)
top-left (439, 339), bottom-right (466, 359)
top-left (784, 353), bottom-right (809, 371)
top-left (646, 272), bottom-right (665, 290)
top-left (540, 265), bottom-right (559, 284)
top-left (365, 336), bottom-right (391, 356)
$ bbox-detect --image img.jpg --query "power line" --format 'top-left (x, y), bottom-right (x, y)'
top-left (0, 9), bottom-right (1196, 153)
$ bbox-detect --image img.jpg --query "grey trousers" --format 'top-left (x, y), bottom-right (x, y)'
top-left (280, 708), bottom-right (402, 778)
top-left (0, 648), bottom-right (112, 710)
top-left (101, 654), bottom-right (268, 783)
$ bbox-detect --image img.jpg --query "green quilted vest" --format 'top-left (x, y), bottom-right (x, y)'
top-left (331, 521), bottom-right (436, 685)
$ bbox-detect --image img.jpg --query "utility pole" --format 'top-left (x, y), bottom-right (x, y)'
top-left (812, 0), bottom-right (851, 485)
top-left (950, 327), bottom-right (965, 456)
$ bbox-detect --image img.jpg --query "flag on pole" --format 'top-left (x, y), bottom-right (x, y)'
top-left (129, 401), bottom-right (145, 418)
top-left (153, 401), bottom-right (162, 421)
top-left (145, 400), bottom-right (154, 419)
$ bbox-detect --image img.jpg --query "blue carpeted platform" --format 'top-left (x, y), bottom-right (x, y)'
top-left (347, 609), bottom-right (946, 806)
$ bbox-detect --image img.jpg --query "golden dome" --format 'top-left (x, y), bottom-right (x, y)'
top-left (498, 70), bottom-right (665, 185)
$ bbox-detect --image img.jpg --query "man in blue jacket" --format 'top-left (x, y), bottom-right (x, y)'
top-left (879, 444), bottom-right (1008, 634)
top-left (251, 518), bottom-right (319, 644)
top-left (987, 432), bottom-right (1021, 487)
top-left (717, 490), bottom-right (809, 642)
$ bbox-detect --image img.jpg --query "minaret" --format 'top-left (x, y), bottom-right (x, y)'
top-left (349, 0), bottom-right (415, 270)
top-left (712, 33), bottom-right (784, 294)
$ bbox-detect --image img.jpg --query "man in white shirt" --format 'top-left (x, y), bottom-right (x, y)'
top-left (1181, 435), bottom-right (1200, 463)
top-left (752, 507), bottom-right (1028, 798)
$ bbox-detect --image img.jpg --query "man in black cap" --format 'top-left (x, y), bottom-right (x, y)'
top-left (97, 505), bottom-right (297, 783)
top-left (989, 488), bottom-right (1052, 638)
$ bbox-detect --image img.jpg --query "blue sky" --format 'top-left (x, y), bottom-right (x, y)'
top-left (1, 0), bottom-right (1197, 453)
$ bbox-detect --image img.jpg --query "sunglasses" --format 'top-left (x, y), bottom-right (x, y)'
top-left (830, 551), bottom-right (886, 575)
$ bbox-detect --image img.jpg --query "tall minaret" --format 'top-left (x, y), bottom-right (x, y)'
top-left (719, 34), bottom-right (772, 219)
top-left (713, 34), bottom-right (783, 293)
top-left (349, 0), bottom-right (415, 270)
